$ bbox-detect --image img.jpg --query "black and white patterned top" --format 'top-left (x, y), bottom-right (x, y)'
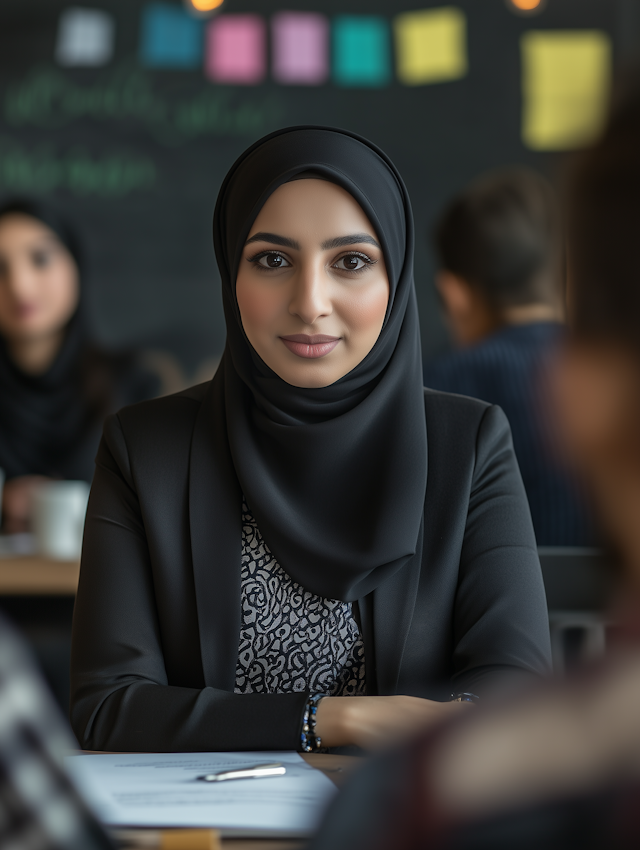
top-left (234, 499), bottom-right (366, 696)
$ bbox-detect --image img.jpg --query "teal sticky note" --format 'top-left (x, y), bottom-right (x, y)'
top-left (140, 3), bottom-right (203, 69)
top-left (333, 16), bottom-right (391, 87)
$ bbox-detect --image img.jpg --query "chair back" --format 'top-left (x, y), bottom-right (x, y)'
top-left (538, 547), bottom-right (612, 612)
top-left (538, 547), bottom-right (613, 674)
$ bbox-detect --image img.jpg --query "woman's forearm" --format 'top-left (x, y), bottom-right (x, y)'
top-left (71, 679), bottom-right (309, 752)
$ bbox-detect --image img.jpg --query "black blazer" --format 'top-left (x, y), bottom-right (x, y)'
top-left (70, 382), bottom-right (551, 752)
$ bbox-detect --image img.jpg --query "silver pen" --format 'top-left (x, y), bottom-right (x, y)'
top-left (196, 762), bottom-right (286, 782)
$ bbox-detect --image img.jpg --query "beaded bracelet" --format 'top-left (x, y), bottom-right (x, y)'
top-left (300, 694), bottom-right (325, 752)
top-left (450, 692), bottom-right (479, 704)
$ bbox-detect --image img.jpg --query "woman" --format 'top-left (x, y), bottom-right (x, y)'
top-left (70, 127), bottom-right (550, 753)
top-left (310, 86), bottom-right (640, 849)
top-left (0, 199), bottom-right (159, 533)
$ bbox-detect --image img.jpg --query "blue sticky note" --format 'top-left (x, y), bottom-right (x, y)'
top-left (140, 3), bottom-right (203, 69)
top-left (333, 16), bottom-right (391, 87)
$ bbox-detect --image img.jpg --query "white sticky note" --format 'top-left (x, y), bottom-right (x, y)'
top-left (56, 7), bottom-right (115, 67)
top-left (521, 30), bottom-right (612, 150)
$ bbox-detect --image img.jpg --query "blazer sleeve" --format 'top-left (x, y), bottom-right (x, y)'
top-left (70, 413), bottom-right (308, 752)
top-left (451, 404), bottom-right (552, 696)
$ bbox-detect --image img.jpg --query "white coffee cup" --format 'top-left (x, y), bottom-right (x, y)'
top-left (32, 481), bottom-right (90, 560)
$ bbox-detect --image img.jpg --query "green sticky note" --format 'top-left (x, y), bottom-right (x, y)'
top-left (333, 16), bottom-right (391, 87)
top-left (394, 7), bottom-right (467, 86)
top-left (521, 30), bottom-right (612, 150)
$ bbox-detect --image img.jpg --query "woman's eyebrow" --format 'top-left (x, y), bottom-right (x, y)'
top-left (31, 238), bottom-right (59, 250)
top-left (245, 232), bottom-right (300, 250)
top-left (244, 231), bottom-right (381, 251)
top-left (321, 234), bottom-right (380, 250)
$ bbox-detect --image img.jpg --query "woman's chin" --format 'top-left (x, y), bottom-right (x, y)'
top-left (3, 321), bottom-right (47, 341)
top-left (280, 372), bottom-right (341, 389)
top-left (272, 362), bottom-right (345, 389)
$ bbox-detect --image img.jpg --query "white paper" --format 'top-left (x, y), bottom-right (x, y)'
top-left (65, 751), bottom-right (337, 838)
top-left (56, 8), bottom-right (114, 67)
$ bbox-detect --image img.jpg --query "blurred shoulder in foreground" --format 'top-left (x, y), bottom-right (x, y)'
top-left (0, 608), bottom-right (112, 849)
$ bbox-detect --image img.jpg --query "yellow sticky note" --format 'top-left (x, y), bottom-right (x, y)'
top-left (394, 7), bottom-right (467, 86)
top-left (521, 30), bottom-right (612, 150)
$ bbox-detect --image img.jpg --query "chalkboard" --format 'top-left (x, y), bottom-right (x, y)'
top-left (0, 0), bottom-right (630, 382)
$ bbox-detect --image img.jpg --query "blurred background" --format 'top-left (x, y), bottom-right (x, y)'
top-left (1, 0), bottom-right (636, 379)
top-left (1, 0), bottom-right (638, 713)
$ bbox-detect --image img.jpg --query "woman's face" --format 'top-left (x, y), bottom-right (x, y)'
top-left (0, 214), bottom-right (79, 343)
top-left (236, 179), bottom-right (390, 388)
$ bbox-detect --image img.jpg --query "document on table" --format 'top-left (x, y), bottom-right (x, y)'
top-left (64, 751), bottom-right (338, 838)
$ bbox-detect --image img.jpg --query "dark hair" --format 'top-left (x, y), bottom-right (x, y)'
top-left (0, 197), bottom-right (85, 274)
top-left (433, 168), bottom-right (561, 309)
top-left (568, 82), bottom-right (640, 354)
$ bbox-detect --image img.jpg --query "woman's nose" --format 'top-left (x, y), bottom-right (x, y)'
top-left (288, 265), bottom-right (332, 325)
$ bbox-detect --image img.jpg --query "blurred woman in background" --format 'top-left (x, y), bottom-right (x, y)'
top-left (0, 199), bottom-right (159, 533)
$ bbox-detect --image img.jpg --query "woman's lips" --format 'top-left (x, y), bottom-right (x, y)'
top-left (280, 334), bottom-right (341, 359)
top-left (14, 303), bottom-right (39, 320)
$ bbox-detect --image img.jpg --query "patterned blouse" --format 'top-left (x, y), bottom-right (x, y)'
top-left (234, 498), bottom-right (366, 696)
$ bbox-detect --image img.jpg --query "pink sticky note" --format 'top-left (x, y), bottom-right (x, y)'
top-left (206, 15), bottom-right (266, 84)
top-left (272, 12), bottom-right (329, 85)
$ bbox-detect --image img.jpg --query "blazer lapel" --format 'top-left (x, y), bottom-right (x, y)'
top-left (189, 378), bottom-right (242, 691)
top-left (371, 518), bottom-right (424, 695)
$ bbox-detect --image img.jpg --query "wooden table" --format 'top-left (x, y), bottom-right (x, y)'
top-left (0, 555), bottom-right (80, 595)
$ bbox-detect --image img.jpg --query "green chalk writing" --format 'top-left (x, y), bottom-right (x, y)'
top-left (0, 136), bottom-right (156, 196)
top-left (3, 64), bottom-right (285, 144)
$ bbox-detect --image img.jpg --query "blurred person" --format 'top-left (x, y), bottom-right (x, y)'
top-left (0, 608), bottom-right (112, 849)
top-left (69, 127), bottom-right (550, 755)
top-left (0, 199), bottom-right (159, 534)
top-left (309, 82), bottom-right (640, 850)
top-left (425, 169), bottom-right (591, 546)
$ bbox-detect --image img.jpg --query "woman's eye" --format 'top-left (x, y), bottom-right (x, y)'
top-left (31, 249), bottom-right (52, 269)
top-left (256, 252), bottom-right (290, 269)
top-left (334, 254), bottom-right (370, 272)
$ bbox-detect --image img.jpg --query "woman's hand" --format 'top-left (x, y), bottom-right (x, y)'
top-left (315, 695), bottom-right (471, 751)
top-left (2, 475), bottom-right (51, 534)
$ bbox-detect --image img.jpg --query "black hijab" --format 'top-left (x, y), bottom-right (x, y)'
top-left (0, 199), bottom-right (100, 481)
top-left (211, 126), bottom-right (427, 602)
